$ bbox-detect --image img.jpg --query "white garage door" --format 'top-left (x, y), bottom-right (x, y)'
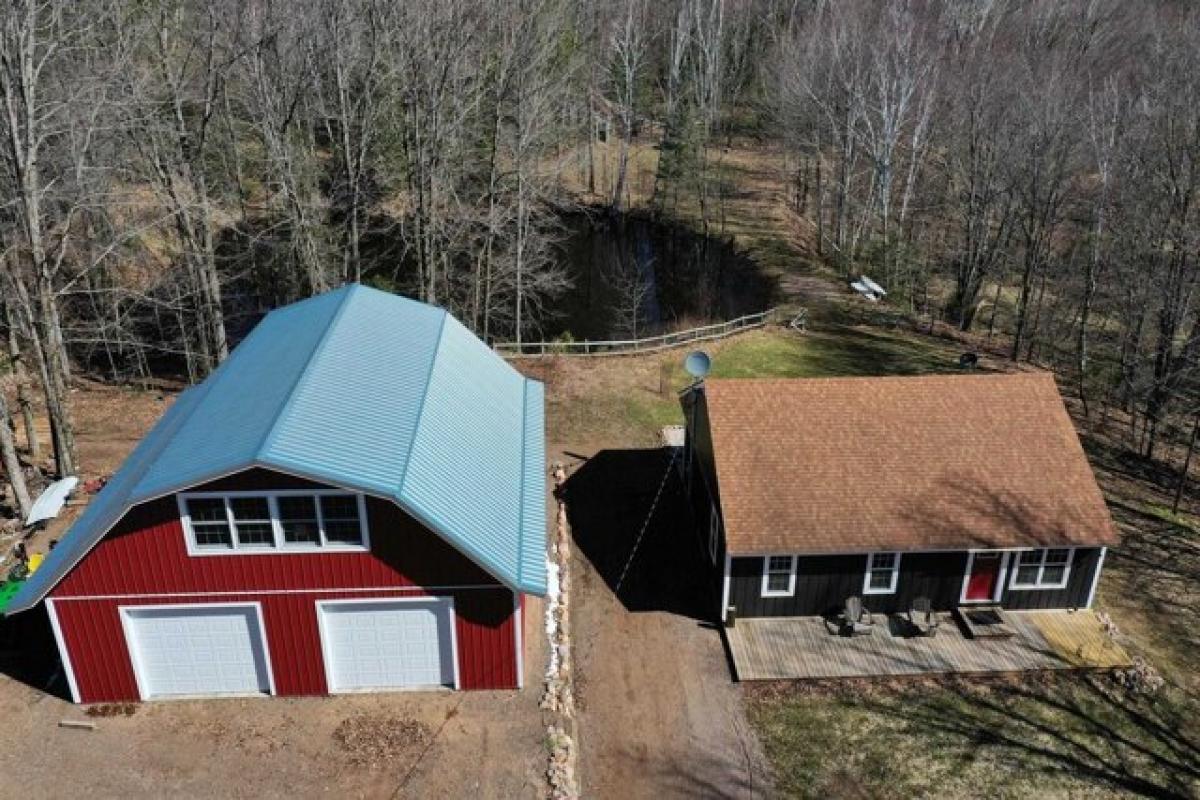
top-left (122, 605), bottom-right (272, 699)
top-left (319, 599), bottom-right (457, 692)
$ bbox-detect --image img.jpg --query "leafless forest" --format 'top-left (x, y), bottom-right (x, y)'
top-left (1, 0), bottom-right (1198, 513)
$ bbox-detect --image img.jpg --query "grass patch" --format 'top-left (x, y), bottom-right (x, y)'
top-left (748, 676), bottom-right (1200, 799)
top-left (539, 325), bottom-right (967, 447)
top-left (708, 326), bottom-right (963, 381)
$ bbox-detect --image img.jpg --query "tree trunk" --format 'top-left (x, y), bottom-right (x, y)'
top-left (1078, 239), bottom-right (1099, 418)
top-left (2, 297), bottom-right (39, 460)
top-left (0, 392), bottom-right (33, 520)
top-left (1173, 411), bottom-right (1199, 514)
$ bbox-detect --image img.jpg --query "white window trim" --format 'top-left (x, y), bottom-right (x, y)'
top-left (118, 601), bottom-right (277, 701)
top-left (862, 552), bottom-right (901, 595)
top-left (178, 490), bottom-right (370, 556)
top-left (1008, 547), bottom-right (1074, 591)
top-left (959, 550), bottom-right (1011, 604)
top-left (760, 555), bottom-right (797, 598)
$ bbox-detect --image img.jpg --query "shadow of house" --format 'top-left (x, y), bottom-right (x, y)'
top-left (561, 448), bottom-right (715, 621)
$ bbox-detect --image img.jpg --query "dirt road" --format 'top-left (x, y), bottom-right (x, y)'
top-left (563, 447), bottom-right (772, 799)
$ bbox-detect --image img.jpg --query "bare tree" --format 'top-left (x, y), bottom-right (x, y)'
top-left (607, 0), bottom-right (649, 214)
top-left (0, 388), bottom-right (32, 519)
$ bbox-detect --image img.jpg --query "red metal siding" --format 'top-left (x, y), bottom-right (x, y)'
top-left (48, 468), bottom-right (522, 701)
top-left (53, 587), bottom-right (516, 702)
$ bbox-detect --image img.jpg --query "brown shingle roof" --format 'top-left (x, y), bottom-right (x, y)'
top-left (702, 372), bottom-right (1118, 555)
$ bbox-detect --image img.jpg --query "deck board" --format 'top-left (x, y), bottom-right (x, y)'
top-left (725, 610), bottom-right (1130, 680)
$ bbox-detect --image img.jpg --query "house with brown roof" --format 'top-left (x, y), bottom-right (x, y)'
top-left (681, 372), bottom-right (1119, 626)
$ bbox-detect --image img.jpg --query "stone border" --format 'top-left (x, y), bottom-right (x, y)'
top-left (541, 463), bottom-right (579, 798)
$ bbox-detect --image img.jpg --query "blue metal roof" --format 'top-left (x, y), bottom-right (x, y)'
top-left (8, 285), bottom-right (546, 613)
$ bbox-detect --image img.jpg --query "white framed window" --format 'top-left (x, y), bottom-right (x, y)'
top-left (1009, 548), bottom-right (1073, 590)
top-left (708, 504), bottom-right (720, 563)
top-left (760, 555), bottom-right (797, 597)
top-left (179, 491), bottom-right (370, 555)
top-left (863, 552), bottom-right (901, 595)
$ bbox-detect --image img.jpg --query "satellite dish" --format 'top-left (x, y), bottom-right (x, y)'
top-left (684, 350), bottom-right (711, 380)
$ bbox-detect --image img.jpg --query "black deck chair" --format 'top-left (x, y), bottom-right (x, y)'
top-left (908, 596), bottom-right (940, 638)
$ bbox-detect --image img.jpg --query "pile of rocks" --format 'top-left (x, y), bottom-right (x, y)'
top-left (541, 463), bottom-right (579, 799)
top-left (1113, 656), bottom-right (1165, 696)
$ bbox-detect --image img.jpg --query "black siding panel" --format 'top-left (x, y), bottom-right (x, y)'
top-left (729, 554), bottom-right (861, 617)
top-left (730, 553), bottom-right (970, 618)
top-left (728, 549), bottom-right (1101, 619)
top-left (1000, 548), bottom-right (1101, 610)
top-left (888, 552), bottom-right (970, 613)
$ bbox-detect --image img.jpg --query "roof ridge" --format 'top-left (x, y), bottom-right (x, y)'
top-left (515, 378), bottom-right (530, 587)
top-left (396, 308), bottom-right (450, 497)
top-left (707, 371), bottom-right (1051, 386)
top-left (255, 284), bottom-right (360, 459)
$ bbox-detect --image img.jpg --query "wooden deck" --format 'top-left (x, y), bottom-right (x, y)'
top-left (724, 609), bottom-right (1130, 680)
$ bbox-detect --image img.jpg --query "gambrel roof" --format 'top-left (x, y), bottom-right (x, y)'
top-left (8, 284), bottom-right (546, 614)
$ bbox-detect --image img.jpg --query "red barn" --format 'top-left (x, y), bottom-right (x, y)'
top-left (7, 285), bottom-right (546, 702)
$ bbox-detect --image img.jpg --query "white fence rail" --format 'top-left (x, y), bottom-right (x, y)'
top-left (494, 308), bottom-right (778, 357)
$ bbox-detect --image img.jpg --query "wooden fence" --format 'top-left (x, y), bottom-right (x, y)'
top-left (494, 308), bottom-right (778, 357)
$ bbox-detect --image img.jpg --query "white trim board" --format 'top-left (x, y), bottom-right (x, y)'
top-left (513, 591), bottom-right (524, 690)
top-left (44, 598), bottom-right (82, 704)
top-left (117, 601), bottom-right (276, 701)
top-left (720, 552), bottom-right (732, 622)
top-left (315, 596), bottom-right (460, 693)
top-left (1085, 547), bottom-right (1107, 609)
top-left (50, 584), bottom-right (504, 602)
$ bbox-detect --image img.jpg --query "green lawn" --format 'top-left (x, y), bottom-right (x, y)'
top-left (748, 674), bottom-right (1200, 800)
top-left (565, 325), bottom-right (962, 443)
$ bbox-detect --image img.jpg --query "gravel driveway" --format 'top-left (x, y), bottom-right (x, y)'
top-left (563, 447), bottom-right (772, 799)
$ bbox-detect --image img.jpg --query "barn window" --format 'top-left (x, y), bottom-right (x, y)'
top-left (276, 496), bottom-right (320, 545)
top-left (1009, 548), bottom-right (1073, 590)
top-left (184, 498), bottom-right (233, 549)
top-left (760, 555), bottom-right (797, 597)
top-left (229, 497), bottom-right (275, 547)
top-left (863, 552), bottom-right (901, 595)
top-left (179, 491), bottom-right (369, 554)
top-left (320, 495), bottom-right (365, 544)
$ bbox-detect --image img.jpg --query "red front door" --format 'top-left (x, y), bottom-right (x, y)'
top-left (965, 553), bottom-right (1002, 601)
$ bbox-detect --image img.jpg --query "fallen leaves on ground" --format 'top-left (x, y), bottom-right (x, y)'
top-left (332, 714), bottom-right (432, 768)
